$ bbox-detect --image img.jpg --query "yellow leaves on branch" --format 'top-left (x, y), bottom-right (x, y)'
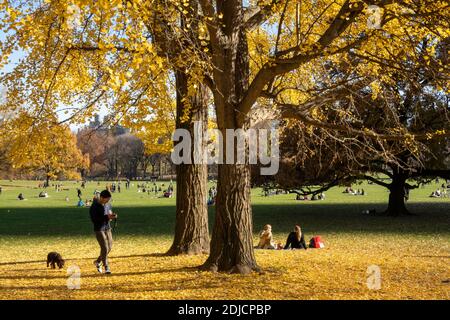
top-left (0, 0), bottom-right (448, 142)
top-left (6, 115), bottom-right (88, 180)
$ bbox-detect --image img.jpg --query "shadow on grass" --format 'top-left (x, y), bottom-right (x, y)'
top-left (0, 201), bottom-right (448, 237)
top-left (0, 277), bottom-right (222, 293)
top-left (0, 266), bottom-right (201, 280)
top-left (0, 253), bottom-right (169, 267)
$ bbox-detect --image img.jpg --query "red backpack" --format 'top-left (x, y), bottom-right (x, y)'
top-left (309, 236), bottom-right (325, 248)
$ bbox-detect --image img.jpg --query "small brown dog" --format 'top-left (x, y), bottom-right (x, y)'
top-left (47, 252), bottom-right (65, 269)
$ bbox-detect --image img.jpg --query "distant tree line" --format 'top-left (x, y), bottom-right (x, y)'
top-left (76, 116), bottom-right (175, 180)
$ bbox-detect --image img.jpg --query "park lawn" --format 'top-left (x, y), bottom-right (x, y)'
top-left (0, 180), bottom-right (448, 300)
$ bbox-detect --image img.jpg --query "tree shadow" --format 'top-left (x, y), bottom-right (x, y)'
top-left (0, 253), bottom-right (171, 267)
top-left (0, 202), bottom-right (448, 240)
top-left (0, 266), bottom-right (202, 280)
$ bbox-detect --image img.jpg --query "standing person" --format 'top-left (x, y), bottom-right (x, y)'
top-left (77, 188), bottom-right (82, 200)
top-left (0, 186), bottom-right (2, 195)
top-left (284, 225), bottom-right (307, 250)
top-left (89, 190), bottom-right (117, 274)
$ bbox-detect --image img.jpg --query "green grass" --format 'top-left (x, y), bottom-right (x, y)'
top-left (0, 179), bottom-right (448, 299)
top-left (0, 179), bottom-right (448, 238)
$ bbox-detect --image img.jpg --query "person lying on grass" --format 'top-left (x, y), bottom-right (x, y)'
top-left (89, 190), bottom-right (117, 274)
top-left (284, 225), bottom-right (307, 250)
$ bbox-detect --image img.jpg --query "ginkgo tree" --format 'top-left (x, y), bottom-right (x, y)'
top-left (6, 113), bottom-right (89, 185)
top-left (1, 0), bottom-right (449, 273)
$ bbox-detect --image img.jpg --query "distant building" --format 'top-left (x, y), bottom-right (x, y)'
top-left (87, 114), bottom-right (129, 136)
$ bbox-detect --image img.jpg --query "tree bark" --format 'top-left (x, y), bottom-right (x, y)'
top-left (202, 163), bottom-right (258, 274)
top-left (166, 71), bottom-right (210, 256)
top-left (201, 22), bottom-right (259, 273)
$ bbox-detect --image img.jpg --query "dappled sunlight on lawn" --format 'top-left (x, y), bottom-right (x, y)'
top-left (0, 180), bottom-right (448, 299)
top-left (0, 235), bottom-right (448, 300)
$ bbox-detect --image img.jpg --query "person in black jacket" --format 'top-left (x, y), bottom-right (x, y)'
top-left (284, 225), bottom-right (307, 250)
top-left (89, 190), bottom-right (116, 274)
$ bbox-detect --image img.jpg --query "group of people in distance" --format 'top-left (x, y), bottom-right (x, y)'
top-left (257, 224), bottom-right (308, 250)
top-left (343, 187), bottom-right (366, 196)
top-left (136, 181), bottom-right (173, 198)
top-left (106, 182), bottom-right (121, 193)
top-left (296, 193), bottom-right (326, 201)
top-left (429, 187), bottom-right (448, 198)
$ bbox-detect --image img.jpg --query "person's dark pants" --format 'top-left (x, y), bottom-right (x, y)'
top-left (95, 229), bottom-right (113, 268)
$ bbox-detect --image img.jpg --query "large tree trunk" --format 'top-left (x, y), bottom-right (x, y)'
top-left (385, 170), bottom-right (411, 216)
top-left (202, 163), bottom-right (258, 274)
top-left (201, 19), bottom-right (259, 273)
top-left (166, 71), bottom-right (209, 256)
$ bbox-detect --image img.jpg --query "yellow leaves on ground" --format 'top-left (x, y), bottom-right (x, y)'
top-left (0, 234), bottom-right (448, 300)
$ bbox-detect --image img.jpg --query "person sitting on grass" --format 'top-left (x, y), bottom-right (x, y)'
top-left (18, 193), bottom-right (25, 200)
top-left (430, 189), bottom-right (442, 198)
top-left (257, 224), bottom-right (276, 249)
top-left (163, 190), bottom-right (173, 198)
top-left (284, 225), bottom-right (307, 250)
top-left (38, 191), bottom-right (48, 198)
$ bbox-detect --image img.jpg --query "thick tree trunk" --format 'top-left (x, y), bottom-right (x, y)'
top-left (385, 171), bottom-right (411, 216)
top-left (166, 71), bottom-right (209, 256)
top-left (167, 161), bottom-right (209, 255)
top-left (202, 23), bottom-right (259, 273)
top-left (202, 163), bottom-right (258, 274)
